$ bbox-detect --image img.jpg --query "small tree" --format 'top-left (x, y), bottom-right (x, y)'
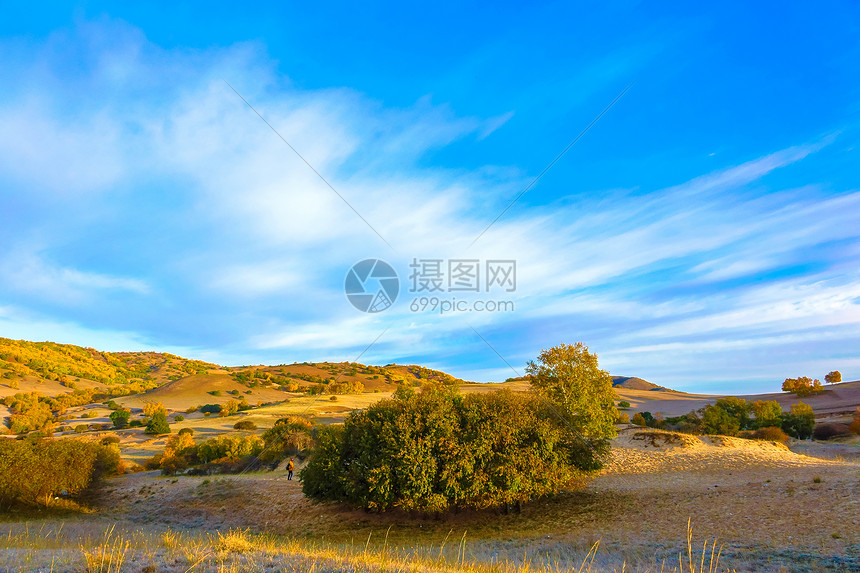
top-left (751, 400), bottom-right (783, 429)
top-left (109, 409), bottom-right (130, 429)
top-left (145, 412), bottom-right (171, 435)
top-left (782, 402), bottom-right (815, 439)
top-left (525, 342), bottom-right (618, 440)
top-left (143, 402), bottom-right (167, 418)
top-left (219, 399), bottom-right (239, 417)
top-left (631, 412), bottom-right (648, 426)
top-left (824, 371), bottom-right (842, 384)
top-left (701, 404), bottom-right (740, 436)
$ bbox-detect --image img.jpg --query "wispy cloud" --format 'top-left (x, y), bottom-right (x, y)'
top-left (0, 19), bottom-right (858, 392)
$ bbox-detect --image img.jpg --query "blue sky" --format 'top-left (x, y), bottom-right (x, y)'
top-left (1, 2), bottom-right (859, 393)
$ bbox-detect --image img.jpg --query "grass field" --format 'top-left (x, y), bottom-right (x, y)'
top-left (2, 427), bottom-right (859, 572)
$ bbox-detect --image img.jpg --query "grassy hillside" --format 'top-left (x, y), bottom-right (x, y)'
top-left (0, 337), bottom-right (218, 398)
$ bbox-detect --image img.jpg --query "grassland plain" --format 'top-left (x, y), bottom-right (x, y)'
top-left (1, 427), bottom-right (858, 572)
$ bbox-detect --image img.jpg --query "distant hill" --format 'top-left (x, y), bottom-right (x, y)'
top-left (612, 376), bottom-right (667, 391)
top-left (0, 337), bottom-right (219, 399)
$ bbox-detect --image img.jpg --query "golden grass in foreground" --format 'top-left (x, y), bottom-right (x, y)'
top-left (0, 521), bottom-right (732, 573)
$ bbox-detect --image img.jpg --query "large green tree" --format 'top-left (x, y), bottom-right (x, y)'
top-left (301, 386), bottom-right (589, 512)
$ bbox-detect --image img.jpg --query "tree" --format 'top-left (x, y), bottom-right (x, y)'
top-left (109, 409), bottom-right (130, 429)
top-left (219, 399), bottom-right (239, 417)
top-left (301, 386), bottom-right (593, 512)
top-left (782, 402), bottom-right (815, 439)
top-left (143, 402), bottom-right (167, 418)
top-left (525, 342), bottom-right (618, 441)
top-left (825, 371), bottom-right (842, 384)
top-left (850, 408), bottom-right (860, 435)
top-left (714, 397), bottom-right (752, 430)
top-left (631, 412), bottom-right (648, 426)
top-left (701, 404), bottom-right (740, 436)
top-left (783, 376), bottom-right (823, 397)
top-left (145, 412), bottom-right (171, 435)
top-left (751, 400), bottom-right (783, 429)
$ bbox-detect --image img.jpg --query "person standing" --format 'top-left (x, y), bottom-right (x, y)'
top-left (287, 458), bottom-right (295, 480)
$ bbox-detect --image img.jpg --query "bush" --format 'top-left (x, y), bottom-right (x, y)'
top-left (302, 387), bottom-right (602, 512)
top-left (782, 402), bottom-right (815, 439)
top-left (617, 401), bottom-right (631, 409)
top-left (100, 435), bottom-right (120, 445)
top-left (199, 404), bottom-right (222, 414)
top-left (196, 435), bottom-right (263, 463)
top-left (233, 420), bottom-right (257, 431)
top-left (74, 424), bottom-right (88, 433)
top-left (109, 409), bottom-right (130, 429)
top-left (631, 413), bottom-right (648, 426)
top-left (701, 404), bottom-right (741, 436)
top-left (0, 438), bottom-right (121, 508)
top-left (851, 408), bottom-right (860, 435)
top-left (824, 371), bottom-right (842, 384)
top-left (174, 415), bottom-right (185, 422)
top-left (739, 426), bottom-right (790, 444)
top-left (259, 417), bottom-right (314, 465)
top-left (812, 422), bottom-right (852, 441)
top-left (129, 420), bottom-right (143, 428)
top-left (144, 412), bottom-right (171, 435)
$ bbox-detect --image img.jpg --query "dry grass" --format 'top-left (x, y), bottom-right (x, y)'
top-left (0, 521), bottom-right (736, 573)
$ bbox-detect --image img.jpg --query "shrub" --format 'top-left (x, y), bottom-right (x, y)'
top-left (0, 438), bottom-right (121, 508)
top-left (82, 411), bottom-right (98, 419)
top-left (851, 408), bottom-right (860, 435)
top-left (199, 404), bottom-right (222, 414)
top-left (144, 412), bottom-right (171, 435)
top-left (196, 435), bottom-right (263, 463)
top-left (174, 415), bottom-right (185, 422)
top-left (100, 435), bottom-right (120, 445)
top-left (209, 390), bottom-right (222, 396)
top-left (233, 420), bottom-right (257, 431)
top-left (631, 413), bottom-right (648, 426)
top-left (824, 371), bottom-right (842, 384)
top-left (219, 399), bottom-right (239, 417)
top-left (618, 401), bottom-right (631, 409)
top-left (751, 400), bottom-right (783, 429)
top-left (701, 404), bottom-right (741, 436)
top-left (178, 427), bottom-right (194, 436)
top-left (302, 387), bottom-right (602, 512)
top-left (740, 426), bottom-right (790, 444)
top-left (782, 402), bottom-right (815, 439)
top-left (260, 417), bottom-right (314, 465)
top-left (109, 409), bottom-right (130, 429)
top-left (129, 420), bottom-right (143, 427)
top-left (329, 395), bottom-right (337, 401)
top-left (74, 424), bottom-right (88, 433)
top-left (185, 406), bottom-right (198, 414)
top-left (812, 422), bottom-right (852, 441)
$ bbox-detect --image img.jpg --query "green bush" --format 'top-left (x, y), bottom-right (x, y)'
top-left (701, 404), bottom-right (741, 436)
top-left (782, 402), bottom-right (815, 439)
top-left (74, 424), bottom-right (88, 433)
top-left (144, 412), bottom-right (171, 435)
top-left (174, 415), bottom-right (185, 422)
top-left (301, 387), bottom-right (603, 512)
top-left (196, 435), bottom-right (263, 463)
top-left (109, 409), bottom-right (130, 429)
top-left (617, 401), bottom-right (631, 409)
top-left (233, 420), bottom-right (257, 431)
top-left (178, 427), bottom-right (194, 436)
